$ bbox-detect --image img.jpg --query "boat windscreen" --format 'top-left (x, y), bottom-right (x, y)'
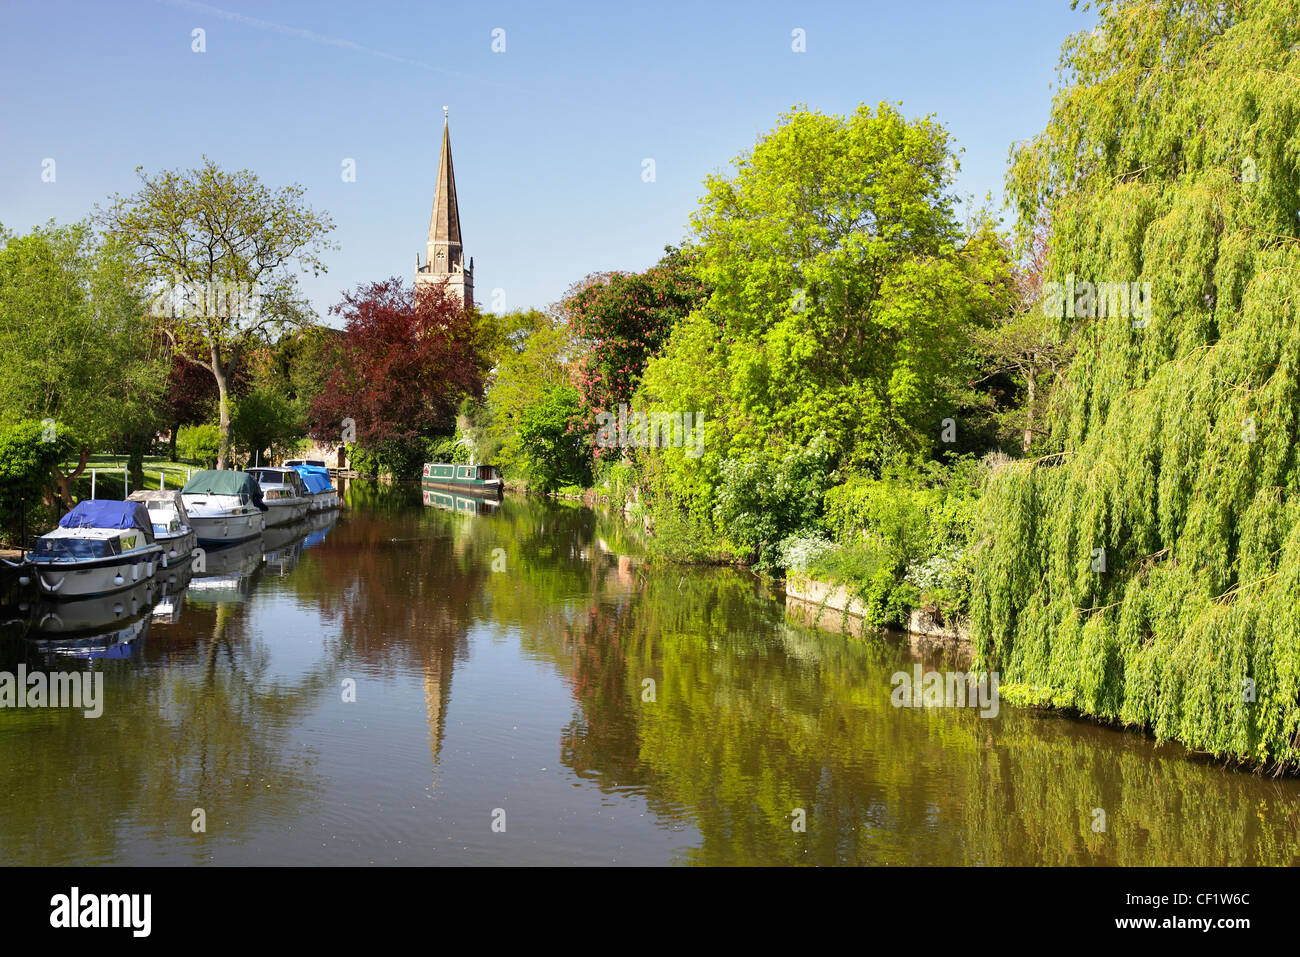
top-left (31, 537), bottom-right (119, 561)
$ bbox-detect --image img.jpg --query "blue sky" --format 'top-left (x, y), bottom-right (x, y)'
top-left (0, 0), bottom-right (1094, 323)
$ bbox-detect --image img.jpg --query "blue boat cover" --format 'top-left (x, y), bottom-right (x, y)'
top-left (296, 470), bottom-right (332, 495)
top-left (58, 500), bottom-right (156, 544)
top-left (291, 465), bottom-right (334, 493)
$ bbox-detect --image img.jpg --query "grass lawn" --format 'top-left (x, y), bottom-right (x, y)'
top-left (64, 456), bottom-right (203, 500)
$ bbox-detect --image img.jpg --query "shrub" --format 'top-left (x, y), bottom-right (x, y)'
top-left (774, 532), bottom-right (836, 574)
top-left (594, 458), bottom-right (639, 510)
top-left (805, 540), bottom-right (919, 628)
top-left (424, 434), bottom-right (472, 465)
top-left (176, 423), bottom-right (221, 468)
top-left (712, 433), bottom-right (836, 568)
top-left (0, 419), bottom-right (75, 543)
top-left (347, 437), bottom-right (426, 480)
top-left (813, 456), bottom-right (986, 622)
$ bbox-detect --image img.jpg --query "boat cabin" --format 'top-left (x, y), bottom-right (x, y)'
top-left (248, 467), bottom-right (307, 500)
top-left (422, 463), bottom-right (502, 483)
top-left (29, 527), bottom-right (144, 561)
top-left (128, 490), bottom-right (191, 537)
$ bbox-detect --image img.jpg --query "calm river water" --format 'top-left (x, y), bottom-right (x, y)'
top-left (1, 483), bottom-right (1298, 865)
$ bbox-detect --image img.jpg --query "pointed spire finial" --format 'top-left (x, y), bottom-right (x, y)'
top-left (442, 105), bottom-right (449, 122)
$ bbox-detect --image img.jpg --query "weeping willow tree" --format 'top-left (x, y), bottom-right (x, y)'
top-left (972, 0), bottom-right (1300, 770)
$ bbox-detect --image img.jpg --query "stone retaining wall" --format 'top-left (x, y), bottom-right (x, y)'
top-left (784, 573), bottom-right (971, 663)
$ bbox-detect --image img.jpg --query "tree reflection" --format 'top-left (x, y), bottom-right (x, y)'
top-left (489, 505), bottom-right (1300, 865)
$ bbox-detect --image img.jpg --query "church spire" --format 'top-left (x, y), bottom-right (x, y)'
top-left (427, 108), bottom-right (462, 256)
top-left (416, 106), bottom-right (473, 306)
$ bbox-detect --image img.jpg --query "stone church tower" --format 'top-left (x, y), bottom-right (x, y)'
top-left (415, 108), bottom-right (473, 306)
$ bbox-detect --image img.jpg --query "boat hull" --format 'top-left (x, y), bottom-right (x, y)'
top-left (188, 512), bottom-right (265, 545)
top-left (308, 490), bottom-right (340, 511)
top-left (30, 579), bottom-right (160, 639)
top-left (25, 546), bottom-right (163, 599)
top-left (264, 500), bottom-right (310, 527)
top-left (155, 529), bottom-right (198, 568)
top-left (420, 479), bottom-right (503, 498)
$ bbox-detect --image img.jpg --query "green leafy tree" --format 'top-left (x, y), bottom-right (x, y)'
top-left (479, 314), bottom-right (575, 475)
top-left (230, 387), bottom-right (302, 465)
top-left (972, 0), bottom-right (1300, 768)
top-left (101, 158), bottom-right (334, 469)
top-left (0, 221), bottom-right (167, 506)
top-left (475, 307), bottom-right (554, 369)
top-left (245, 325), bottom-right (340, 423)
top-left (517, 384), bottom-right (592, 493)
top-left (678, 103), bottom-right (1011, 468)
top-left (637, 104), bottom-right (1015, 549)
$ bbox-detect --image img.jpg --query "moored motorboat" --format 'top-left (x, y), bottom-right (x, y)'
top-left (288, 464), bottom-right (339, 511)
top-left (247, 467), bottom-right (311, 526)
top-left (127, 489), bottom-right (197, 568)
top-left (21, 500), bottom-right (163, 599)
top-left (181, 469), bottom-right (268, 545)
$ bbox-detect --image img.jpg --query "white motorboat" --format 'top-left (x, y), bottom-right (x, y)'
top-left (21, 500), bottom-right (163, 599)
top-left (289, 466), bottom-right (339, 511)
top-left (128, 489), bottom-right (198, 568)
top-left (247, 467), bottom-right (311, 527)
top-left (180, 469), bottom-right (268, 545)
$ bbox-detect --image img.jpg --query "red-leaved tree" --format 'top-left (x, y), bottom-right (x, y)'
top-left (308, 278), bottom-right (485, 461)
top-left (562, 247), bottom-right (708, 458)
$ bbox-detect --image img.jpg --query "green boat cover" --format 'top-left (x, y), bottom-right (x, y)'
top-left (181, 469), bottom-right (268, 511)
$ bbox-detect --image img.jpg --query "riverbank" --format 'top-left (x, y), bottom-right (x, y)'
top-left (784, 571), bottom-right (971, 665)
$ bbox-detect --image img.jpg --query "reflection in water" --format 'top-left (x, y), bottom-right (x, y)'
top-left (1, 486), bottom-right (1298, 865)
top-left (422, 489), bottom-right (500, 514)
top-left (187, 536), bottom-right (265, 604)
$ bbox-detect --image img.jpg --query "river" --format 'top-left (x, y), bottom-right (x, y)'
top-left (0, 483), bottom-right (1296, 865)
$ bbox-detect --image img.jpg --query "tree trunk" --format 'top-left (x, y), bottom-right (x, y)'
top-left (214, 348), bottom-right (231, 470)
top-left (168, 421), bottom-right (179, 461)
top-left (127, 434), bottom-right (147, 492)
top-left (50, 445), bottom-right (90, 510)
top-left (1023, 373), bottom-right (1036, 454)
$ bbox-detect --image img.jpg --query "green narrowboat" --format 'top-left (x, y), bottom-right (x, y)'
top-left (421, 462), bottom-right (504, 498)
